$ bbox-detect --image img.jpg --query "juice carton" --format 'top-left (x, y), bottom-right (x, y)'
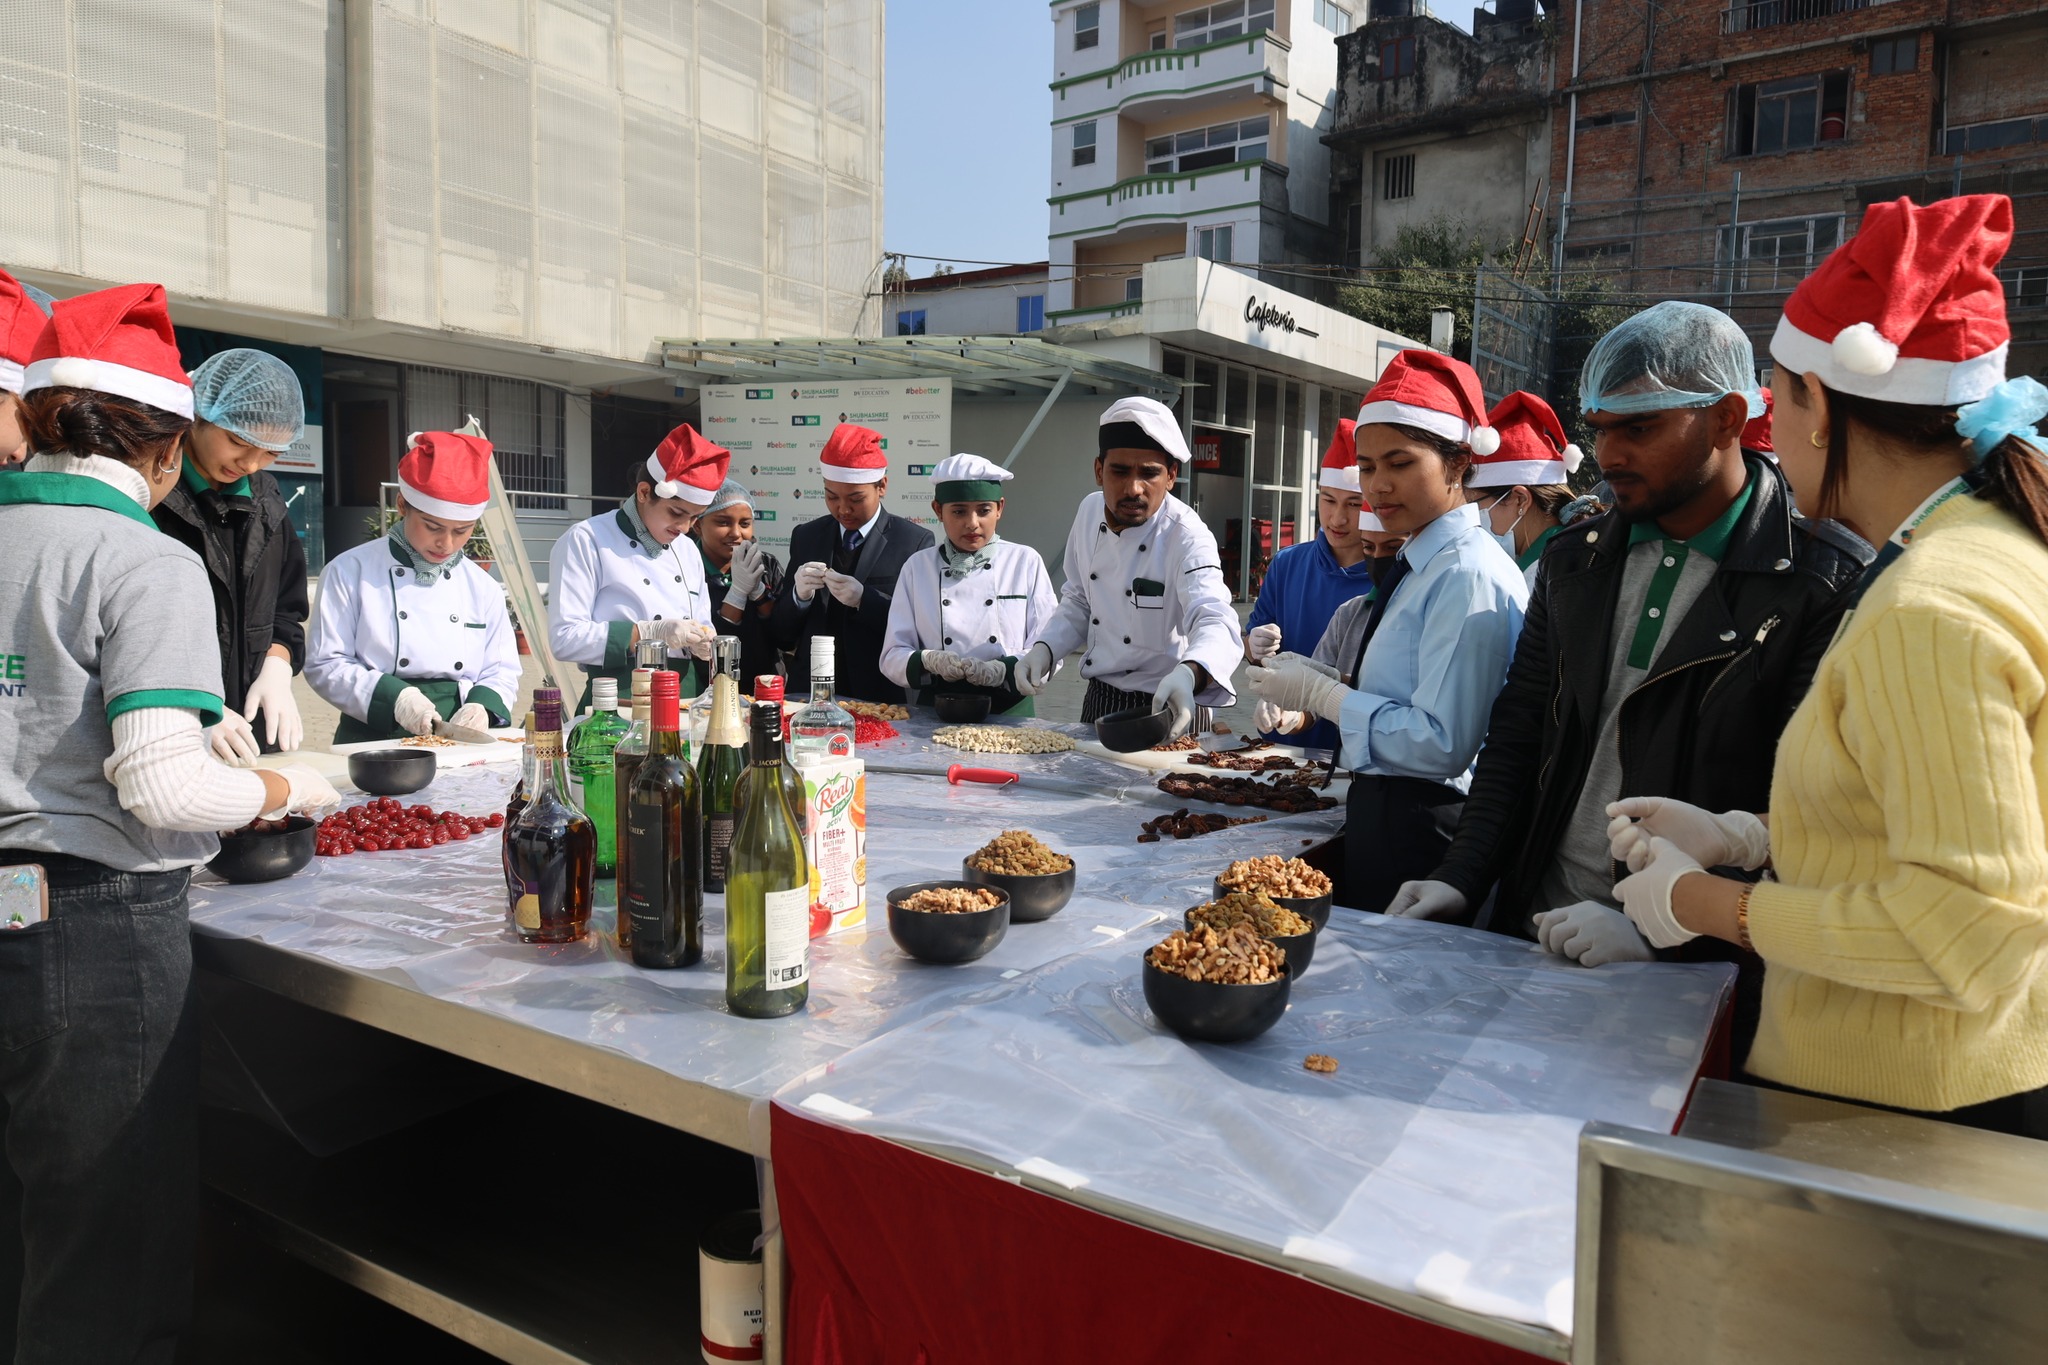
top-left (800, 757), bottom-right (866, 937)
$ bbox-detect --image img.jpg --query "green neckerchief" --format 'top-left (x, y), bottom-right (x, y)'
top-left (616, 497), bottom-right (663, 559)
top-left (181, 459), bottom-right (251, 500)
top-left (388, 531), bottom-right (457, 587)
top-left (938, 534), bottom-right (1001, 579)
top-left (1516, 524), bottom-right (1560, 574)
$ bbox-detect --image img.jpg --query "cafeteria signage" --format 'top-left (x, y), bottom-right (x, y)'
top-left (1245, 298), bottom-right (1319, 340)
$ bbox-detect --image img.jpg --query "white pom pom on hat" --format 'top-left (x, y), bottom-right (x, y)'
top-left (1468, 425), bottom-right (1501, 456)
top-left (1831, 321), bottom-right (1899, 377)
top-left (1562, 443), bottom-right (1584, 475)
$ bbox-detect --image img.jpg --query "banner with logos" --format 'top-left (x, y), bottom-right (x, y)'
top-left (701, 379), bottom-right (954, 541)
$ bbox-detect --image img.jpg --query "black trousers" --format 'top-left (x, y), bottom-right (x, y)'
top-left (0, 853), bottom-right (198, 1365)
top-left (1341, 774), bottom-right (1465, 915)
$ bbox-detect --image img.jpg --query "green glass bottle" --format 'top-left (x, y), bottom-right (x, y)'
top-left (696, 637), bottom-right (747, 895)
top-left (611, 667), bottom-right (655, 950)
top-left (568, 677), bottom-right (631, 876)
top-left (726, 699), bottom-right (810, 1019)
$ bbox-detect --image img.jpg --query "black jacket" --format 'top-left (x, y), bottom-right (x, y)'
top-left (697, 538), bottom-right (786, 693)
top-left (772, 508), bottom-right (934, 703)
top-left (1437, 458), bottom-right (1873, 939)
top-left (153, 470), bottom-right (309, 718)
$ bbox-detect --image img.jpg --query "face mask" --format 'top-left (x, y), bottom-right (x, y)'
top-left (1368, 554), bottom-right (1401, 591)
top-left (1482, 491), bottom-right (1526, 557)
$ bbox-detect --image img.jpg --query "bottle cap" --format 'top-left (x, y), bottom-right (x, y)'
top-left (630, 667), bottom-right (653, 697)
top-left (749, 699), bottom-right (783, 752)
top-left (533, 697), bottom-right (562, 733)
top-left (592, 677), bottom-right (618, 710)
top-left (651, 669), bottom-right (681, 701)
top-left (754, 675), bottom-right (785, 703)
top-left (810, 636), bottom-right (834, 673)
top-left (650, 669), bottom-right (681, 730)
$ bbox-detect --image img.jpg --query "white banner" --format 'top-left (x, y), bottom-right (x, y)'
top-left (701, 379), bottom-right (953, 541)
top-left (272, 423), bottom-right (323, 476)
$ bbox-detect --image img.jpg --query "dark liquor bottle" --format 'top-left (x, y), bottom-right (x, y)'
top-left (726, 699), bottom-right (810, 1018)
top-left (610, 666), bottom-right (655, 951)
top-left (696, 637), bottom-right (746, 894)
top-left (624, 669), bottom-right (703, 969)
top-left (504, 687), bottom-right (595, 943)
top-left (502, 742), bottom-right (534, 885)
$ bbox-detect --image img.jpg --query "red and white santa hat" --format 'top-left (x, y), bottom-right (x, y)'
top-left (646, 423), bottom-right (730, 503)
top-left (1771, 195), bottom-right (2012, 406)
top-left (398, 431), bottom-right (493, 520)
top-left (21, 281), bottom-right (192, 419)
top-left (1742, 386), bottom-right (1775, 454)
top-left (1469, 391), bottom-right (1583, 488)
top-left (0, 268), bottom-right (49, 396)
top-left (1316, 420), bottom-right (1385, 531)
top-left (819, 422), bottom-right (888, 484)
top-left (1356, 350), bottom-right (1498, 454)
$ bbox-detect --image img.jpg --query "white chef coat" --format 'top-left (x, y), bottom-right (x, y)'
top-left (1032, 491), bottom-right (1242, 704)
top-left (547, 508), bottom-right (712, 673)
top-left (880, 539), bottom-right (1059, 688)
top-left (305, 539), bottom-right (521, 724)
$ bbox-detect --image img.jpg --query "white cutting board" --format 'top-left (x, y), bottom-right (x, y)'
top-left (1072, 736), bottom-right (1350, 802)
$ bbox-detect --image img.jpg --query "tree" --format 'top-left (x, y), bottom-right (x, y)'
top-left (1335, 215), bottom-right (1508, 353)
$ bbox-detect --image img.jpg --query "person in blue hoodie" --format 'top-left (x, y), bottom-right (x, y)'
top-left (1242, 419), bottom-right (1406, 750)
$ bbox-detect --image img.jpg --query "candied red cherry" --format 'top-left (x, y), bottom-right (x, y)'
top-left (486, 812), bottom-right (504, 827)
top-left (360, 837), bottom-right (382, 852)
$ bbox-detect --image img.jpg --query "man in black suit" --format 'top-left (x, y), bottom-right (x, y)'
top-left (773, 423), bottom-right (934, 702)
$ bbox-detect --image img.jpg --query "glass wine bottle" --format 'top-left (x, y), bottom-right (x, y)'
top-left (697, 637), bottom-right (746, 895)
top-left (789, 636), bottom-right (856, 766)
top-left (610, 667), bottom-right (655, 950)
top-left (624, 669), bottom-right (702, 968)
top-left (738, 674), bottom-right (808, 839)
top-left (504, 687), bottom-right (595, 943)
top-left (726, 699), bottom-right (810, 1018)
top-left (568, 677), bottom-right (630, 877)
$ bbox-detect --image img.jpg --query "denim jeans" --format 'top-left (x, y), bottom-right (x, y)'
top-left (0, 853), bottom-right (197, 1365)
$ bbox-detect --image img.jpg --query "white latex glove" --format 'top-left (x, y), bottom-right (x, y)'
top-left (823, 569), bottom-right (863, 608)
top-left (207, 709), bottom-right (261, 766)
top-left (1384, 879), bottom-right (1468, 921)
top-left (1015, 642), bottom-right (1056, 697)
top-left (262, 764), bottom-right (342, 819)
top-left (1612, 837), bottom-right (1705, 949)
top-left (1152, 663), bottom-right (1198, 739)
top-left (1253, 699), bottom-right (1304, 736)
top-left (919, 650), bottom-right (970, 682)
top-left (965, 656), bottom-right (1009, 689)
top-left (242, 653), bottom-right (302, 753)
top-left (1269, 651), bottom-right (1340, 681)
top-left (392, 686), bottom-right (439, 737)
top-left (725, 539), bottom-right (767, 608)
top-left (792, 561), bottom-right (829, 604)
top-left (1532, 901), bottom-right (1657, 967)
top-left (1245, 654), bottom-right (1347, 722)
top-left (448, 701), bottom-right (491, 731)
top-left (657, 618), bottom-right (717, 661)
top-left (1606, 798), bottom-right (1771, 873)
top-left (1245, 622), bottom-right (1282, 662)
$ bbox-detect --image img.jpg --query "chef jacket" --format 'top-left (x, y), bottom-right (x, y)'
top-left (1032, 491), bottom-right (1241, 705)
top-left (306, 538), bottom-right (521, 740)
top-left (548, 508), bottom-right (712, 679)
top-left (880, 539), bottom-right (1059, 692)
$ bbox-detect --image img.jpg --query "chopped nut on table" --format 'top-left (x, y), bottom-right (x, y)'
top-left (1218, 855), bottom-right (1332, 900)
top-left (1304, 1053), bottom-right (1339, 1074)
top-left (896, 885), bottom-right (1002, 914)
top-left (841, 699), bottom-right (911, 721)
top-left (967, 830), bottom-right (1073, 876)
top-left (933, 724), bottom-right (1076, 755)
top-left (1188, 892), bottom-right (1312, 939)
top-left (1150, 734), bottom-right (1201, 752)
top-left (1148, 924), bottom-right (1286, 985)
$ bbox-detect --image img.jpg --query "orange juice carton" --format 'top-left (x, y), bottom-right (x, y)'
top-left (801, 758), bottom-right (866, 937)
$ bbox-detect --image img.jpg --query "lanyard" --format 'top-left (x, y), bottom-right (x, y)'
top-left (1840, 475), bottom-right (1978, 618)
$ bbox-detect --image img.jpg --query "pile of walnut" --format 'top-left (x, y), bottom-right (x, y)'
top-left (841, 699), bottom-right (910, 721)
top-left (967, 829), bottom-right (1073, 876)
top-left (896, 885), bottom-right (1002, 915)
top-left (1137, 808), bottom-right (1267, 842)
top-left (1218, 855), bottom-right (1332, 900)
top-left (1187, 891), bottom-right (1313, 939)
top-left (1148, 923), bottom-right (1286, 985)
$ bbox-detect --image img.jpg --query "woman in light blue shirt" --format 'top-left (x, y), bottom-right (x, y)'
top-left (1250, 351), bottom-right (1529, 913)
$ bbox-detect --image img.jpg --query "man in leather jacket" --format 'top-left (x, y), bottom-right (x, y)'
top-left (1386, 303), bottom-right (1872, 1055)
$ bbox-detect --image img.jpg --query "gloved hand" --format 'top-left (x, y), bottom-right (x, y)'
top-left (1015, 642), bottom-right (1056, 696)
top-left (1612, 837), bottom-right (1705, 949)
top-left (1384, 879), bottom-right (1468, 921)
top-left (1245, 623), bottom-right (1282, 662)
top-left (1245, 654), bottom-right (1347, 723)
top-left (1253, 699), bottom-right (1303, 736)
top-left (1532, 900), bottom-right (1657, 967)
top-left (1607, 798), bottom-right (1770, 873)
top-left (1152, 663), bottom-right (1198, 739)
top-left (823, 569), bottom-right (863, 609)
top-left (448, 701), bottom-right (491, 732)
top-left (242, 653), bottom-right (302, 752)
top-left (262, 764), bottom-right (342, 819)
top-left (207, 709), bottom-right (261, 766)
top-left (392, 686), bottom-right (439, 737)
top-left (792, 561), bottom-right (829, 604)
top-left (657, 618), bottom-right (717, 661)
top-left (965, 656), bottom-right (1009, 689)
top-left (1269, 651), bottom-right (1340, 681)
top-left (724, 539), bottom-right (767, 609)
top-left (919, 650), bottom-right (971, 682)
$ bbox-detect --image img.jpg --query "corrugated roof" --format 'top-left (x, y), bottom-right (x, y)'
top-left (656, 334), bottom-right (1178, 401)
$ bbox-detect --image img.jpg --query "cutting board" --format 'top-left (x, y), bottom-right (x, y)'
top-left (325, 730), bottom-right (527, 771)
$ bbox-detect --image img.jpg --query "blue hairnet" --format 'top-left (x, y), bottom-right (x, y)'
top-left (191, 348), bottom-right (305, 451)
top-left (1580, 301), bottom-right (1766, 419)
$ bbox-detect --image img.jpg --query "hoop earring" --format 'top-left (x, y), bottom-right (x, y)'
top-left (1809, 430), bottom-right (1827, 449)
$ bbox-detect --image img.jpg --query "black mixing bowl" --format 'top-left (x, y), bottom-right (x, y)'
top-left (886, 881), bottom-right (1012, 964)
top-left (347, 748), bottom-right (437, 796)
top-left (1141, 950), bottom-right (1291, 1043)
top-left (207, 817), bottom-right (317, 884)
top-left (962, 859), bottom-right (1075, 923)
top-left (933, 693), bottom-right (992, 724)
top-left (1094, 705), bottom-right (1174, 754)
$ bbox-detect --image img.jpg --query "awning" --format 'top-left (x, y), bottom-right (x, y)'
top-left (656, 334), bottom-right (1180, 402)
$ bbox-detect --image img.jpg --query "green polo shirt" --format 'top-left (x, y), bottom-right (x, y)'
top-left (1622, 474), bottom-right (1754, 669)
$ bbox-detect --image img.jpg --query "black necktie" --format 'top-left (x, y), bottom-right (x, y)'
top-left (1348, 556), bottom-right (1411, 685)
top-left (835, 526), bottom-right (864, 574)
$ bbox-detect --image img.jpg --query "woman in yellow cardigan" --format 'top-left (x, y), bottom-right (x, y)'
top-left (1606, 194), bottom-right (2048, 1139)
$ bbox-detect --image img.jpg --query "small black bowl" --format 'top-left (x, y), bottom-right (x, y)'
top-left (1183, 909), bottom-right (1318, 979)
top-left (347, 748), bottom-right (437, 796)
top-left (1210, 876), bottom-right (1333, 933)
top-left (1141, 950), bottom-right (1291, 1043)
top-left (961, 858), bottom-right (1075, 923)
top-left (934, 693), bottom-right (992, 725)
top-left (1094, 705), bottom-right (1174, 754)
top-left (886, 880), bottom-right (1011, 964)
top-left (208, 817), bottom-right (318, 884)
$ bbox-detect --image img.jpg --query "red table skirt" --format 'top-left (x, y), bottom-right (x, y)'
top-left (772, 1106), bottom-right (1553, 1365)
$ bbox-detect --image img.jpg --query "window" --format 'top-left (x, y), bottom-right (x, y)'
top-left (1124, 276), bottom-right (1145, 302)
top-left (1378, 35), bottom-right (1415, 80)
top-left (1074, 3), bottom-right (1099, 50)
top-left (1313, 1), bottom-right (1354, 34)
top-left (1173, 1), bottom-right (1276, 50)
top-left (2005, 268), bottom-right (2048, 310)
top-left (1562, 240), bottom-right (1633, 263)
top-left (1719, 215), bottom-right (1842, 293)
top-left (1197, 225), bottom-right (1233, 262)
top-left (1072, 121), bottom-right (1097, 167)
top-left (1575, 109), bottom-right (1638, 130)
top-left (1150, 28), bottom-right (1168, 50)
top-left (403, 365), bottom-right (567, 511)
top-left (1145, 116), bottom-right (1269, 174)
top-left (1381, 152), bottom-right (1415, 201)
top-left (1727, 70), bottom-right (1850, 155)
top-left (1017, 294), bottom-right (1046, 331)
top-left (1869, 34), bottom-right (1917, 76)
top-left (895, 309), bottom-right (926, 336)
top-left (1943, 116), bottom-right (2047, 155)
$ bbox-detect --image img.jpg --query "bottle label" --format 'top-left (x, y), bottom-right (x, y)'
top-left (514, 891), bottom-right (542, 931)
top-left (763, 885), bottom-right (809, 988)
top-left (706, 813), bottom-right (734, 887)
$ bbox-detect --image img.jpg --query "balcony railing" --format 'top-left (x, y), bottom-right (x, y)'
top-left (1050, 159), bottom-right (1286, 242)
top-left (1722, 0), bottom-right (1899, 35)
top-left (1051, 32), bottom-right (1289, 120)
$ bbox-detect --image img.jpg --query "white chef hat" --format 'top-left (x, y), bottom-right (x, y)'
top-left (930, 452), bottom-right (1012, 502)
top-left (1098, 396), bottom-right (1191, 467)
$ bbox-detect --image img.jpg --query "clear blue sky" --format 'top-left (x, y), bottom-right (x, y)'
top-left (884, 0), bottom-right (1051, 273)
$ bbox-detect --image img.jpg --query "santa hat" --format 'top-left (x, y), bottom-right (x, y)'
top-left (1742, 386), bottom-right (1774, 454)
top-left (1469, 391), bottom-right (1583, 488)
top-left (398, 431), bottom-right (493, 520)
top-left (0, 268), bottom-right (50, 396)
top-left (645, 424), bottom-right (730, 503)
top-left (21, 281), bottom-right (192, 419)
top-left (1770, 195), bottom-right (2012, 406)
top-left (819, 423), bottom-right (888, 484)
top-left (1357, 350), bottom-right (1498, 454)
top-left (1317, 419), bottom-right (1359, 493)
